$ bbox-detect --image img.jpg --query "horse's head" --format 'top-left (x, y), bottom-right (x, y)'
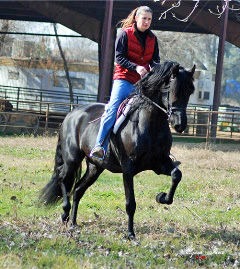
top-left (166, 64), bottom-right (195, 133)
top-left (134, 61), bottom-right (195, 133)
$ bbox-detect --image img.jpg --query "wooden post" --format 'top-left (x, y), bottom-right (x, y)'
top-left (17, 87), bottom-right (20, 111)
top-left (97, 0), bottom-right (115, 103)
top-left (205, 111), bottom-right (211, 150)
top-left (45, 103), bottom-right (49, 133)
top-left (211, 3), bottom-right (229, 141)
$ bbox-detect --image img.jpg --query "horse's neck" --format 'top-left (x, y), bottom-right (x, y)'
top-left (137, 103), bottom-right (169, 131)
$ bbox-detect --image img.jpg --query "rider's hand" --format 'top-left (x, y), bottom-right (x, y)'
top-left (136, 66), bottom-right (148, 78)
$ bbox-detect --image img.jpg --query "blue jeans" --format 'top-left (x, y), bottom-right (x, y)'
top-left (94, 79), bottom-right (135, 153)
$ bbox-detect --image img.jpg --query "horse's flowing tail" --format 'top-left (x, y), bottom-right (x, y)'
top-left (39, 136), bottom-right (64, 205)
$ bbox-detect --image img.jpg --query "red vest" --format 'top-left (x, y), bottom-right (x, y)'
top-left (113, 25), bottom-right (156, 84)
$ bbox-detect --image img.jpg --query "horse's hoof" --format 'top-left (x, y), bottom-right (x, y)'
top-left (70, 222), bottom-right (80, 228)
top-left (68, 222), bottom-right (81, 232)
top-left (128, 232), bottom-right (136, 241)
top-left (156, 192), bottom-right (173, 204)
top-left (61, 213), bottom-right (69, 223)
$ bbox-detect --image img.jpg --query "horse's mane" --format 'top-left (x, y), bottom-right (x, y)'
top-left (127, 61), bottom-right (177, 114)
top-left (131, 61), bottom-right (177, 97)
top-left (126, 61), bottom-right (194, 115)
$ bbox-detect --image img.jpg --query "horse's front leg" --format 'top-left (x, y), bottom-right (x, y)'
top-left (156, 160), bottom-right (182, 205)
top-left (123, 171), bottom-right (136, 240)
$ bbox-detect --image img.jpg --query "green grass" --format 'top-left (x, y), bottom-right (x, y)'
top-left (0, 136), bottom-right (239, 268)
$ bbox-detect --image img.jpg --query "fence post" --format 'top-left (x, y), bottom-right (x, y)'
top-left (40, 92), bottom-right (42, 114)
top-left (45, 103), bottom-right (49, 133)
top-left (193, 108), bottom-right (196, 135)
top-left (205, 111), bottom-right (211, 150)
top-left (231, 113), bottom-right (234, 138)
top-left (16, 87), bottom-right (20, 111)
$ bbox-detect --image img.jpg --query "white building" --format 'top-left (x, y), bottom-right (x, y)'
top-left (189, 69), bottom-right (215, 108)
top-left (0, 58), bottom-right (99, 113)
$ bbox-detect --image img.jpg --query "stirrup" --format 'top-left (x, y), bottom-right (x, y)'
top-left (89, 146), bottom-right (105, 160)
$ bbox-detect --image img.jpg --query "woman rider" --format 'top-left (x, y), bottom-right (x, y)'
top-left (90, 6), bottom-right (160, 160)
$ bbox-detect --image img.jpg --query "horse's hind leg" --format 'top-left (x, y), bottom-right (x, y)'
top-left (156, 158), bottom-right (182, 205)
top-left (59, 162), bottom-right (82, 223)
top-left (71, 160), bottom-right (103, 226)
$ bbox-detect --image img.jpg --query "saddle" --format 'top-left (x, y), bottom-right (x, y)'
top-left (113, 97), bottom-right (136, 134)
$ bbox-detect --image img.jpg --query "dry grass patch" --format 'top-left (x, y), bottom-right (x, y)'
top-left (0, 136), bottom-right (239, 268)
top-left (172, 144), bottom-right (240, 171)
top-left (0, 135), bottom-right (57, 150)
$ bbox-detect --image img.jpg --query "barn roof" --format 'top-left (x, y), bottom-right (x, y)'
top-left (0, 1), bottom-right (240, 48)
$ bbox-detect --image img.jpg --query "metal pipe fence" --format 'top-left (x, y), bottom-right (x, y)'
top-left (0, 84), bottom-right (97, 114)
top-left (0, 99), bottom-right (240, 147)
top-left (171, 109), bottom-right (240, 147)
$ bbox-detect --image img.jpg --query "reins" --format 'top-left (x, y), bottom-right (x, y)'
top-left (139, 94), bottom-right (169, 118)
top-left (140, 93), bottom-right (187, 121)
top-left (138, 76), bottom-right (173, 120)
top-left (88, 63), bottom-right (187, 124)
top-left (138, 67), bottom-right (187, 120)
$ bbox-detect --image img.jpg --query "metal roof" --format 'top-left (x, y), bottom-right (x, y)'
top-left (0, 0), bottom-right (239, 107)
top-left (0, 1), bottom-right (240, 48)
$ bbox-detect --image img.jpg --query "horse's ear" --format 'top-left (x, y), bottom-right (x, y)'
top-left (172, 64), bottom-right (179, 78)
top-left (189, 65), bottom-right (196, 75)
top-left (150, 61), bottom-right (159, 71)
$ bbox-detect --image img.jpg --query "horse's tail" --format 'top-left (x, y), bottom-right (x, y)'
top-left (39, 135), bottom-right (64, 205)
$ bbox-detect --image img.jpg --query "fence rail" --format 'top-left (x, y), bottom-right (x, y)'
top-left (171, 109), bottom-right (240, 147)
top-left (0, 99), bottom-right (240, 146)
top-left (0, 84), bottom-right (97, 114)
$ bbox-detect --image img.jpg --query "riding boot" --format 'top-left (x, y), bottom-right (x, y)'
top-left (89, 146), bottom-right (105, 160)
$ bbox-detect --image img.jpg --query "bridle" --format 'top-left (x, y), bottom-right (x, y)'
top-left (88, 65), bottom-right (187, 124)
top-left (139, 83), bottom-right (186, 121)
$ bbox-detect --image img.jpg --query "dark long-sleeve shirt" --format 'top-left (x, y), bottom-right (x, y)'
top-left (115, 28), bottom-right (160, 72)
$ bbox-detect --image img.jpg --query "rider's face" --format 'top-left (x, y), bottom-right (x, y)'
top-left (135, 11), bottom-right (152, 32)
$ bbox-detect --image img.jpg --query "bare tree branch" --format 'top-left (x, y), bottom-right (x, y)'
top-left (53, 23), bottom-right (73, 104)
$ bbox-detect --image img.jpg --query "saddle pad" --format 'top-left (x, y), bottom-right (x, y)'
top-left (116, 98), bottom-right (130, 120)
top-left (113, 97), bottom-right (135, 134)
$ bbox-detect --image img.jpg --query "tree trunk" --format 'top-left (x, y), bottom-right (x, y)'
top-left (53, 23), bottom-right (73, 103)
top-left (0, 20), bottom-right (10, 54)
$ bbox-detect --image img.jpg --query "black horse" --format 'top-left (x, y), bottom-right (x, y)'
top-left (40, 61), bottom-right (195, 240)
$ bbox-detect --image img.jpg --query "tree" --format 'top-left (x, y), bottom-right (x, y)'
top-left (154, 31), bottom-right (218, 71)
top-left (0, 20), bottom-right (10, 53)
top-left (53, 23), bottom-right (73, 103)
top-left (154, 30), bottom-right (240, 105)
